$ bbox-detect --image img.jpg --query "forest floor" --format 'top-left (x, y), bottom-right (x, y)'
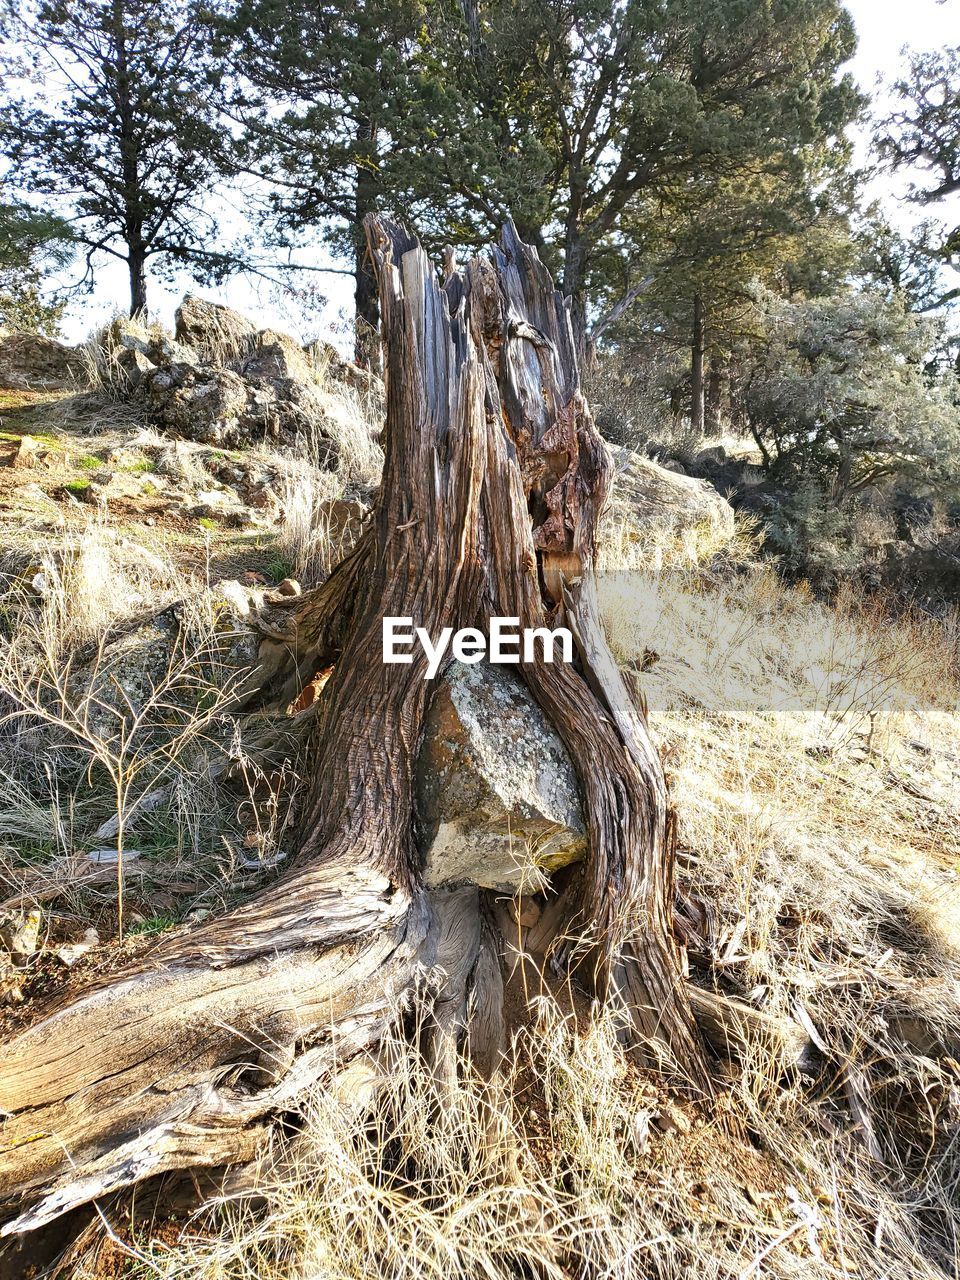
top-left (1, 378), bottom-right (959, 1280)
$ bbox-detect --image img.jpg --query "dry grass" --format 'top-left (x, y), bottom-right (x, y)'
top-left (102, 1004), bottom-right (802, 1280)
top-left (3, 331), bottom-right (960, 1278)
top-left (53, 556), bottom-right (960, 1280)
top-left (271, 460), bottom-right (358, 583)
top-left (0, 525), bottom-right (257, 933)
top-left (0, 522), bottom-right (184, 652)
top-left (264, 374), bottom-right (381, 583)
top-left (97, 990), bottom-right (958, 1280)
top-left (303, 383), bottom-right (383, 487)
top-left (601, 561), bottom-right (960, 1275)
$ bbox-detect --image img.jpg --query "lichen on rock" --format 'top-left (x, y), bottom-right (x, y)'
top-left (416, 660), bottom-right (586, 891)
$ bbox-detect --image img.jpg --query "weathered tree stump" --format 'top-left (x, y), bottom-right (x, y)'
top-left (0, 218), bottom-right (710, 1250)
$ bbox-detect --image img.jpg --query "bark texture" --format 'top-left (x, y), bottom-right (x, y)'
top-left (0, 218), bottom-right (709, 1247)
top-left (691, 292), bottom-right (706, 437)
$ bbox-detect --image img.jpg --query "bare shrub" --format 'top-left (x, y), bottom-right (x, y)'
top-left (0, 530), bottom-right (248, 934)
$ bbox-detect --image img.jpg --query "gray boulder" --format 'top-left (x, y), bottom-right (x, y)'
top-left (236, 329), bottom-right (315, 383)
top-left (603, 448), bottom-right (735, 549)
top-left (109, 317), bottom-right (197, 384)
top-left (147, 359), bottom-right (341, 459)
top-left (0, 334), bottom-right (84, 390)
top-left (148, 365), bottom-right (252, 447)
top-left (174, 295), bottom-right (258, 364)
top-left (416, 661), bottom-right (586, 891)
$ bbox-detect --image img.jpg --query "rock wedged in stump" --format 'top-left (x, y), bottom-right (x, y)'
top-left (417, 661), bottom-right (586, 890)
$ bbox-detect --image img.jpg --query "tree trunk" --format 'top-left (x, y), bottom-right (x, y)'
top-left (353, 115), bottom-right (381, 370)
top-left (354, 243), bottom-right (380, 367)
top-left (0, 217), bottom-right (710, 1250)
top-left (691, 293), bottom-right (705, 437)
top-left (127, 247), bottom-right (148, 319)
top-left (705, 350), bottom-right (725, 435)
top-left (561, 230), bottom-right (589, 363)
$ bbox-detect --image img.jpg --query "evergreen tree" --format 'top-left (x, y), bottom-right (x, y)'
top-left (227, 0), bottom-right (424, 360)
top-left (744, 287), bottom-right (960, 501)
top-left (878, 44), bottom-right (960, 307)
top-left (1, 0), bottom-right (238, 317)
top-left (0, 200), bottom-right (73, 334)
top-left (229, 0), bottom-right (862, 356)
top-left (610, 150), bottom-right (860, 431)
top-left (404, 0), bottom-right (863, 348)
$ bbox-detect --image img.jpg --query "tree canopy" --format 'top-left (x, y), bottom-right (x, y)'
top-left (744, 288), bottom-right (960, 498)
top-left (877, 44), bottom-right (960, 306)
top-left (0, 199), bottom-right (73, 333)
top-left (1, 0), bottom-right (239, 316)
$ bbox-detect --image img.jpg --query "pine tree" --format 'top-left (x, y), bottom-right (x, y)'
top-left (1, 0), bottom-right (238, 316)
top-left (403, 0), bottom-right (863, 350)
top-left (227, 0), bottom-right (425, 361)
top-left (0, 200), bottom-right (73, 333)
top-left (878, 44), bottom-right (960, 307)
top-left (228, 0), bottom-right (862, 356)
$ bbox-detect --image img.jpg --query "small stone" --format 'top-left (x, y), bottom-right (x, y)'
top-left (654, 1104), bottom-right (693, 1136)
top-left (317, 497), bottom-right (367, 547)
top-left (8, 435), bottom-right (47, 469)
top-left (57, 928), bottom-right (100, 967)
top-left (0, 909), bottom-right (42, 962)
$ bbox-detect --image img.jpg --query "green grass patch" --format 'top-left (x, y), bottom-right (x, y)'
top-left (5, 837), bottom-right (60, 867)
top-left (135, 809), bottom-right (188, 863)
top-left (0, 426), bottom-right (60, 447)
top-left (265, 555), bottom-right (295, 581)
top-left (78, 454), bottom-right (104, 470)
top-left (122, 456), bottom-right (157, 473)
top-left (197, 516), bottom-right (218, 530)
top-left (64, 478), bottom-right (91, 494)
top-left (0, 389), bottom-right (67, 414)
top-left (126, 911), bottom-right (179, 937)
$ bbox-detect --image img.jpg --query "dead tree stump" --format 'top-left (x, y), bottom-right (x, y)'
top-left (0, 217), bottom-right (710, 1246)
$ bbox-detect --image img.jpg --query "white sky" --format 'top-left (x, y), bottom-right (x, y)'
top-left (49, 0), bottom-right (960, 345)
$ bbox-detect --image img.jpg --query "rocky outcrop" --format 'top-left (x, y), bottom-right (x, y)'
top-left (148, 356), bottom-right (344, 457)
top-left (174, 296), bottom-right (258, 364)
top-left (237, 330), bottom-right (315, 384)
top-left (0, 334), bottom-right (84, 390)
top-left (94, 304), bottom-right (383, 466)
top-left (416, 661), bottom-right (586, 891)
top-left (603, 448), bottom-right (735, 550)
top-left (107, 317), bottom-right (198, 388)
top-left (148, 364), bottom-right (253, 448)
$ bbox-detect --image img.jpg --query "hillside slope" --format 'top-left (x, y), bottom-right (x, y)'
top-left (0, 318), bottom-right (958, 1280)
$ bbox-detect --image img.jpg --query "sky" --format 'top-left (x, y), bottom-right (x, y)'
top-left (48, 0), bottom-right (960, 346)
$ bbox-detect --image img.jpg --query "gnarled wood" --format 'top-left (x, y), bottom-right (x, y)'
top-left (0, 217), bottom-right (709, 1250)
